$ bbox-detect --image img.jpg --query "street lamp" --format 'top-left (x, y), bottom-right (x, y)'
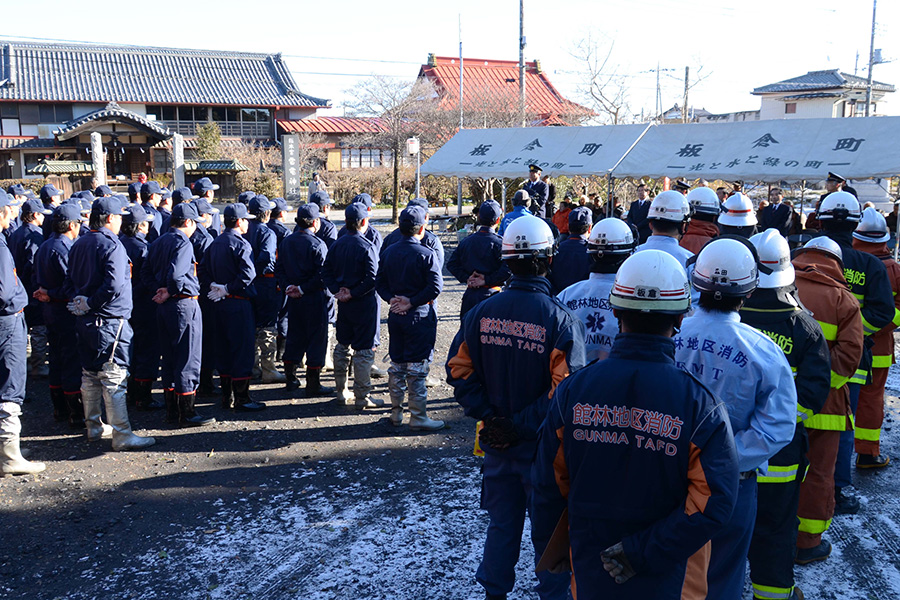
top-left (407, 137), bottom-right (421, 200)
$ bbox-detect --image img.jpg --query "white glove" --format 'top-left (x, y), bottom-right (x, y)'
top-left (207, 283), bottom-right (227, 302)
top-left (67, 295), bottom-right (90, 316)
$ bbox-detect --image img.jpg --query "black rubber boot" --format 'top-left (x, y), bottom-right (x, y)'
top-left (233, 378), bottom-right (266, 412)
top-left (285, 362), bottom-right (301, 392)
top-left (305, 368), bottom-right (334, 397)
top-left (178, 392), bottom-right (216, 427)
top-left (64, 391), bottom-right (85, 429)
top-left (50, 387), bottom-right (69, 422)
top-left (197, 369), bottom-right (219, 397)
top-left (221, 377), bottom-right (234, 409)
top-left (164, 388), bottom-right (178, 424)
top-left (135, 380), bottom-right (164, 411)
top-left (275, 335), bottom-right (285, 363)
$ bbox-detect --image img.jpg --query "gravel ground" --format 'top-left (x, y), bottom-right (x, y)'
top-left (3, 218), bottom-right (900, 599)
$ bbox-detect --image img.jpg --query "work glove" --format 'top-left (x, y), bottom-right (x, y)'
top-left (67, 295), bottom-right (90, 316)
top-left (601, 542), bottom-right (636, 584)
top-left (479, 417), bottom-right (520, 450)
top-left (207, 283), bottom-right (227, 302)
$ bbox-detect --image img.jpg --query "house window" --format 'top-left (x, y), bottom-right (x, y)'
top-left (785, 102), bottom-right (797, 114)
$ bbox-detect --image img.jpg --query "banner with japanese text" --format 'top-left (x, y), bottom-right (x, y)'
top-left (282, 134), bottom-right (302, 202)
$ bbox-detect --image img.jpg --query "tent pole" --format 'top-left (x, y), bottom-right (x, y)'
top-left (457, 178), bottom-right (463, 215)
top-left (501, 179), bottom-right (507, 214)
top-left (607, 174), bottom-right (614, 218)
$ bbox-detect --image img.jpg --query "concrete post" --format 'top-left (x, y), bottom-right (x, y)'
top-left (173, 133), bottom-right (185, 188)
top-left (90, 132), bottom-right (106, 185)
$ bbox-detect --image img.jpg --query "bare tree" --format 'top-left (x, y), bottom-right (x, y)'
top-left (570, 34), bottom-right (632, 125)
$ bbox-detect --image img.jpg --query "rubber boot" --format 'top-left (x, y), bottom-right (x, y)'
top-left (387, 363), bottom-right (406, 427)
top-left (407, 362), bottom-right (445, 431)
top-left (304, 368), bottom-right (333, 398)
top-left (221, 376), bottom-right (234, 409)
top-left (27, 326), bottom-right (49, 377)
top-left (259, 327), bottom-right (286, 383)
top-left (135, 379), bottom-right (164, 411)
top-left (323, 324), bottom-right (336, 372)
top-left (65, 392), bottom-right (85, 430)
top-left (164, 388), bottom-right (179, 424)
top-left (233, 378), bottom-right (266, 412)
top-left (101, 365), bottom-right (155, 451)
top-left (353, 349), bottom-right (384, 409)
top-left (197, 369), bottom-right (219, 397)
top-left (332, 343), bottom-right (354, 404)
top-left (50, 387), bottom-right (69, 422)
top-left (284, 362), bottom-right (301, 392)
top-left (0, 410), bottom-right (45, 475)
top-left (82, 373), bottom-right (113, 442)
top-left (178, 392), bottom-right (216, 427)
top-left (275, 335), bottom-right (285, 363)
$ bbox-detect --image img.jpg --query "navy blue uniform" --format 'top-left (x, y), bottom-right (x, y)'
top-left (268, 219), bottom-right (291, 338)
top-left (548, 236), bottom-right (591, 295)
top-left (376, 236), bottom-right (442, 363)
top-left (143, 203), bottom-right (163, 243)
top-left (67, 228), bottom-right (133, 372)
top-left (120, 233), bottom-right (159, 383)
top-left (275, 228), bottom-right (331, 368)
top-left (524, 179), bottom-right (550, 217)
top-left (0, 233), bottom-right (28, 406)
top-left (446, 275), bottom-right (586, 599)
top-left (323, 230), bottom-right (379, 351)
top-left (296, 216), bottom-right (338, 248)
top-left (381, 228), bottom-right (445, 271)
top-left (190, 226), bottom-right (217, 375)
top-left (34, 234), bottom-right (81, 393)
top-left (532, 333), bottom-right (739, 600)
top-left (199, 229), bottom-right (256, 380)
top-left (338, 223), bottom-right (382, 253)
top-left (246, 220), bottom-right (279, 328)
top-left (9, 222), bottom-right (44, 328)
top-left (143, 229), bottom-right (202, 394)
top-left (446, 226), bottom-right (510, 319)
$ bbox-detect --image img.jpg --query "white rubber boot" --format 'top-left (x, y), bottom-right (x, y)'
top-left (387, 362), bottom-right (406, 426)
top-left (100, 365), bottom-right (155, 451)
top-left (353, 349), bottom-right (384, 409)
top-left (0, 404), bottom-right (45, 475)
top-left (82, 372), bottom-right (112, 442)
top-left (332, 343), bottom-right (354, 403)
top-left (407, 362), bottom-right (445, 431)
top-left (259, 327), bottom-right (286, 383)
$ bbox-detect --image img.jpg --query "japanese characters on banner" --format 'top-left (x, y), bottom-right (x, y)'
top-left (282, 134), bottom-right (301, 202)
top-left (420, 117), bottom-right (900, 183)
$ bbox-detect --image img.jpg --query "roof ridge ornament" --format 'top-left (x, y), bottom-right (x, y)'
top-left (104, 101), bottom-right (121, 111)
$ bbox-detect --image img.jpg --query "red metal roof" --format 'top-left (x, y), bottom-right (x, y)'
top-left (419, 56), bottom-right (588, 126)
top-left (277, 117), bottom-right (387, 135)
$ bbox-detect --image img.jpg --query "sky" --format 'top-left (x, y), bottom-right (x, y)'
top-left (1, 0), bottom-right (898, 119)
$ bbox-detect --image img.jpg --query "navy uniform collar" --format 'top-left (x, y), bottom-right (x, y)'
top-left (609, 332), bottom-right (676, 364)
top-left (507, 274), bottom-right (551, 294)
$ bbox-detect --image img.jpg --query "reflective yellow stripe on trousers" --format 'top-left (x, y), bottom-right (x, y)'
top-left (806, 412), bottom-right (854, 431)
top-left (752, 583), bottom-right (796, 600)
top-left (849, 368), bottom-right (868, 385)
top-left (798, 515), bottom-right (833, 534)
top-left (872, 354), bottom-right (893, 369)
top-left (855, 426), bottom-right (881, 442)
top-left (757, 463), bottom-right (799, 484)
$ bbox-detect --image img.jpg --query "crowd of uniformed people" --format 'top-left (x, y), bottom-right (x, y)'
top-left (0, 162), bottom-right (896, 600)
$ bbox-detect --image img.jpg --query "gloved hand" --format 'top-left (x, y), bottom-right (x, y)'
top-left (67, 295), bottom-right (90, 316)
top-left (208, 283), bottom-right (227, 302)
top-left (601, 542), bottom-right (636, 584)
top-left (479, 417), bottom-right (519, 450)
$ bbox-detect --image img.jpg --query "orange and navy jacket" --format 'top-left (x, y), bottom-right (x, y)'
top-left (446, 274), bottom-right (586, 460)
top-left (851, 238), bottom-right (900, 370)
top-left (679, 219), bottom-right (719, 255)
top-left (531, 333), bottom-right (738, 595)
top-left (792, 251), bottom-right (863, 431)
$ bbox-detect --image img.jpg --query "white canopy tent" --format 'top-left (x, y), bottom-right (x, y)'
top-left (421, 117), bottom-right (900, 183)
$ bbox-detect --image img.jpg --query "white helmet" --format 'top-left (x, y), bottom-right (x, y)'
top-left (795, 236), bottom-right (843, 267)
top-left (588, 218), bottom-right (636, 256)
top-left (853, 206), bottom-right (890, 243)
top-left (718, 193), bottom-right (757, 227)
top-left (686, 187), bottom-right (721, 216)
top-left (749, 228), bottom-right (795, 288)
top-left (501, 215), bottom-right (555, 259)
top-left (692, 237), bottom-right (759, 297)
top-left (609, 250), bottom-right (691, 314)
top-left (816, 191), bottom-right (860, 222)
top-left (648, 190), bottom-right (692, 223)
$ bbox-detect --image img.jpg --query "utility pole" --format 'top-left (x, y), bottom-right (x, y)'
top-left (458, 15), bottom-right (464, 215)
top-left (683, 66), bottom-right (690, 123)
top-left (865, 0), bottom-right (877, 117)
top-left (519, 0), bottom-right (526, 127)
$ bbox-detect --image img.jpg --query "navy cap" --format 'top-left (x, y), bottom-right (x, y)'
top-left (272, 197), bottom-right (291, 213)
top-left (127, 182), bottom-right (142, 198)
top-left (24, 189), bottom-right (38, 200)
top-left (237, 190), bottom-right (256, 205)
top-left (141, 181), bottom-right (165, 196)
top-left (94, 184), bottom-right (113, 197)
top-left (161, 188), bottom-right (173, 200)
top-left (297, 203), bottom-right (319, 220)
top-left (513, 190), bottom-right (530, 206)
top-left (123, 204), bottom-right (154, 225)
top-left (528, 164), bottom-right (542, 173)
top-left (92, 196), bottom-right (127, 216)
top-left (224, 202), bottom-right (256, 220)
top-left (192, 177), bottom-right (219, 194)
top-left (75, 190), bottom-right (95, 202)
top-left (345, 202), bottom-right (368, 223)
top-left (309, 190), bottom-right (332, 207)
top-left (399, 205), bottom-right (427, 229)
top-left (352, 193), bottom-right (373, 208)
top-left (7, 184), bottom-right (26, 197)
top-left (568, 206), bottom-right (592, 228)
top-left (478, 201), bottom-right (502, 224)
top-left (249, 195), bottom-right (275, 212)
top-left (826, 172), bottom-right (846, 183)
top-left (171, 187), bottom-right (198, 204)
top-left (408, 197), bottom-right (429, 210)
top-left (674, 180), bottom-right (690, 191)
top-left (52, 203), bottom-right (88, 223)
top-left (40, 183), bottom-right (63, 202)
top-left (0, 190), bottom-right (11, 208)
top-left (172, 201), bottom-right (204, 223)
top-left (22, 198), bottom-right (52, 216)
top-left (194, 197), bottom-right (218, 215)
